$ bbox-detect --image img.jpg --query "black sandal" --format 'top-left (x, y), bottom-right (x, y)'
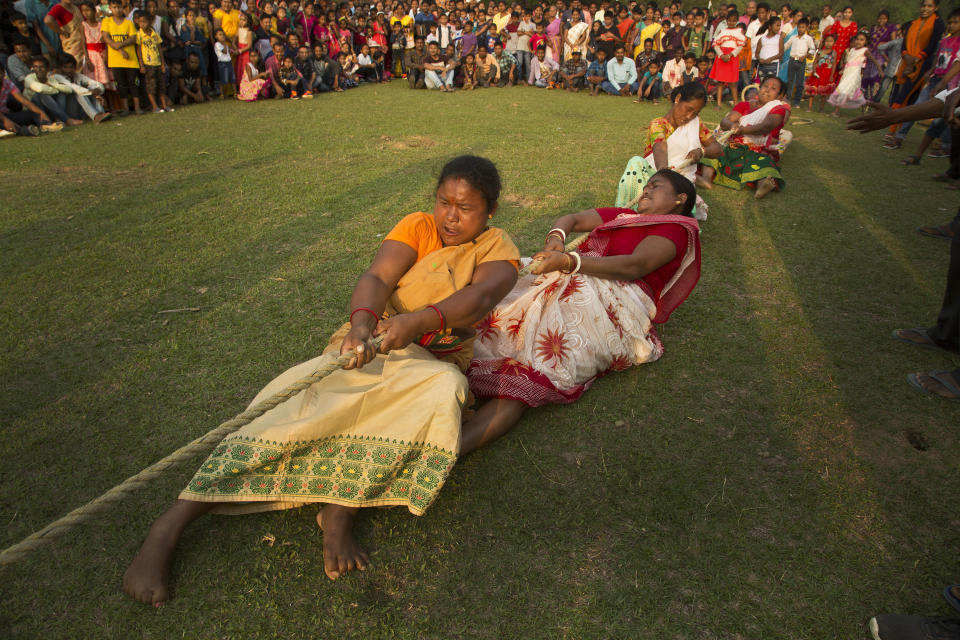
top-left (901, 155), bottom-right (921, 165)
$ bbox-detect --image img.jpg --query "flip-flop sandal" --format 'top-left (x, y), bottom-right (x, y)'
top-left (945, 181), bottom-right (960, 190)
top-left (892, 328), bottom-right (958, 354)
top-left (907, 371), bottom-right (960, 400)
top-left (932, 172), bottom-right (957, 182)
top-left (901, 155), bottom-right (921, 165)
top-left (945, 585), bottom-right (960, 613)
top-left (916, 225), bottom-right (955, 240)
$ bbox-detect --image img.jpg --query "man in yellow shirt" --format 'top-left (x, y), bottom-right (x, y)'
top-left (100, 0), bottom-right (142, 114)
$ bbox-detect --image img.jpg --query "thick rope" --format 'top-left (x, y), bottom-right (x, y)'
top-left (518, 234), bottom-right (589, 277)
top-left (0, 336), bottom-right (383, 567)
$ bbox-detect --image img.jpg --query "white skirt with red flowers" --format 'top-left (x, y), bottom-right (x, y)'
top-left (466, 267), bottom-right (662, 407)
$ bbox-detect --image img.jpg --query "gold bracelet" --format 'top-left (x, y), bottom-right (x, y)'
top-left (547, 227), bottom-right (567, 242)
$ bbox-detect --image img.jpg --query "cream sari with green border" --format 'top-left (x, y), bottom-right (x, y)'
top-left (180, 225), bottom-right (519, 516)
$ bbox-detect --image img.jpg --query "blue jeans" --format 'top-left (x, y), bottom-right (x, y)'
top-left (600, 80), bottom-right (639, 95)
top-left (216, 60), bottom-right (235, 88)
top-left (424, 69), bottom-right (454, 88)
top-left (897, 83), bottom-right (935, 139)
top-left (31, 93), bottom-right (71, 123)
top-left (787, 58), bottom-right (806, 105)
top-left (514, 50), bottom-right (531, 82)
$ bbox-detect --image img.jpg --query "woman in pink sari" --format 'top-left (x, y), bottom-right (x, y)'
top-left (545, 5), bottom-right (563, 62)
top-left (462, 169), bottom-right (701, 453)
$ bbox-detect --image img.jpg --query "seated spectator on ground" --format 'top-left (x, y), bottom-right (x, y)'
top-left (559, 47), bottom-right (587, 91)
top-left (459, 51), bottom-right (478, 89)
top-left (0, 64), bottom-right (52, 135)
top-left (278, 54), bottom-right (305, 97)
top-left (423, 40), bottom-right (452, 90)
top-left (54, 55), bottom-right (110, 122)
top-left (179, 51), bottom-right (210, 103)
top-left (293, 45), bottom-right (316, 96)
top-left (356, 44), bottom-right (382, 82)
top-left (529, 45), bottom-right (558, 87)
top-left (601, 44), bottom-right (638, 96)
top-left (636, 59), bottom-right (662, 103)
top-left (309, 43), bottom-right (341, 92)
top-left (475, 44), bottom-right (500, 87)
top-left (586, 47), bottom-right (607, 95)
top-left (337, 50), bottom-right (359, 88)
top-left (22, 56), bottom-right (82, 125)
top-left (405, 35), bottom-right (425, 88)
top-left (237, 49), bottom-right (272, 100)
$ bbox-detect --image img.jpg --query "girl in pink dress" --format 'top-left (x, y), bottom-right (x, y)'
top-left (80, 1), bottom-right (112, 88)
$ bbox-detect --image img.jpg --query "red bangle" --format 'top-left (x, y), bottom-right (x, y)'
top-left (350, 307), bottom-right (379, 326)
top-left (426, 304), bottom-right (445, 333)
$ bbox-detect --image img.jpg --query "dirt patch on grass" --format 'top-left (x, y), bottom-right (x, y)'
top-left (378, 135), bottom-right (438, 150)
top-left (502, 193), bottom-right (561, 209)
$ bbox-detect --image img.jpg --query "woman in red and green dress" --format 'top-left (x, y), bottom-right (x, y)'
top-left (700, 75), bottom-right (790, 199)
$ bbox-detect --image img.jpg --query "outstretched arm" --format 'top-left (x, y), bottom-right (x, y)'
top-left (846, 97), bottom-right (948, 133)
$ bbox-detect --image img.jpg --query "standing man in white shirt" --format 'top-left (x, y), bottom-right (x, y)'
top-left (746, 2), bottom-right (770, 75)
top-left (784, 17), bottom-right (814, 107)
top-left (818, 4), bottom-right (834, 37)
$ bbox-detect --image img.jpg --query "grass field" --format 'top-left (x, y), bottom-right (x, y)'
top-left (1, 82), bottom-right (958, 640)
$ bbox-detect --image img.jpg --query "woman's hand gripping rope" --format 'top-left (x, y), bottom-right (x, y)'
top-left (519, 234), bottom-right (589, 277)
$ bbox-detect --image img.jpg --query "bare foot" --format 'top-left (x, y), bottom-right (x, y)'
top-left (754, 177), bottom-right (777, 199)
top-left (695, 175), bottom-right (713, 190)
top-left (123, 499), bottom-right (212, 606)
top-left (123, 519), bottom-right (178, 606)
top-left (317, 505), bottom-right (368, 580)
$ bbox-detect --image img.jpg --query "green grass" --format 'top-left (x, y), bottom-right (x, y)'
top-left (1, 83), bottom-right (958, 640)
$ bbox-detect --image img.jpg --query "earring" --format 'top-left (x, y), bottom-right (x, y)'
top-left (488, 214), bottom-right (493, 218)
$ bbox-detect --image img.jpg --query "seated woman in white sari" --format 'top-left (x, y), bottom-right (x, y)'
top-left (461, 170), bottom-right (701, 453)
top-left (699, 75), bottom-right (791, 199)
top-left (614, 83), bottom-right (722, 221)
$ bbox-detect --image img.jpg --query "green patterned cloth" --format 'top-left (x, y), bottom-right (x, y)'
top-left (700, 145), bottom-right (785, 191)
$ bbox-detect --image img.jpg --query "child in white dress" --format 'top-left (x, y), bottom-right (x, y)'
top-left (828, 31), bottom-right (882, 114)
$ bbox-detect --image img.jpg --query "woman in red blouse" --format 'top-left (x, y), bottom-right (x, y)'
top-left (463, 169), bottom-right (702, 452)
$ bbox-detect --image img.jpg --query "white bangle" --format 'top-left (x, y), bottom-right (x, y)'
top-left (568, 251), bottom-right (582, 274)
top-left (547, 227), bottom-right (567, 242)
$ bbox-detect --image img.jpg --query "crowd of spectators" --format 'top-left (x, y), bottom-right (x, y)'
top-left (0, 0), bottom-right (934, 137)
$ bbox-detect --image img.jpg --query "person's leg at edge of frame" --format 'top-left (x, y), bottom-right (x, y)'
top-left (925, 210), bottom-right (960, 350)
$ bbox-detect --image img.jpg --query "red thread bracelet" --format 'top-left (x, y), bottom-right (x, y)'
top-left (426, 304), bottom-right (445, 333)
top-left (350, 307), bottom-right (379, 325)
